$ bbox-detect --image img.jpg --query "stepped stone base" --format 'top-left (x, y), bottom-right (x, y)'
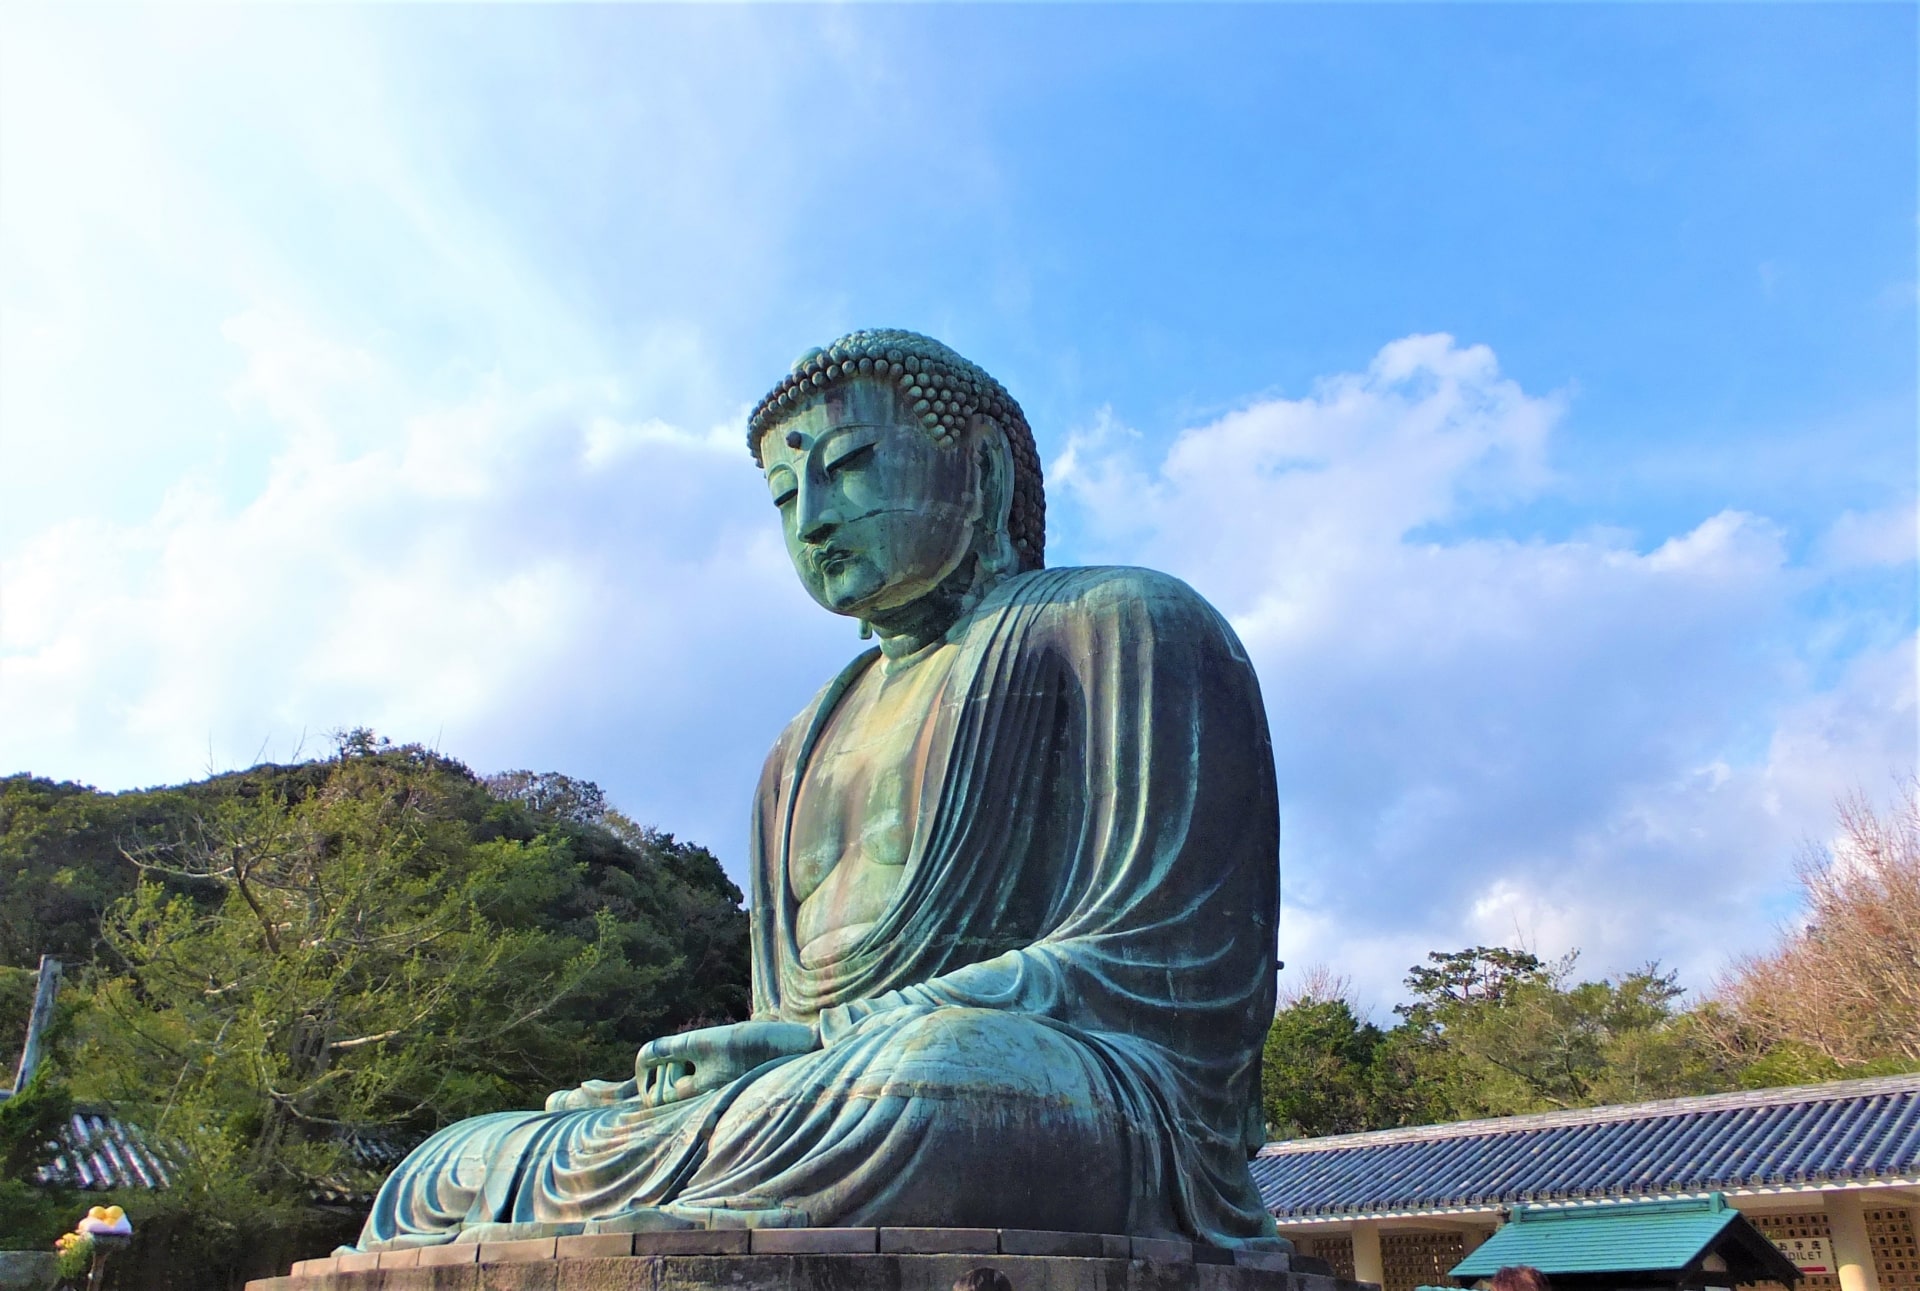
top-left (246, 1230), bottom-right (1367, 1291)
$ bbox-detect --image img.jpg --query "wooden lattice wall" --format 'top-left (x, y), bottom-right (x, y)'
top-left (1381, 1232), bottom-right (1468, 1291)
top-left (1297, 1235), bottom-right (1353, 1278)
top-left (1869, 1206), bottom-right (1920, 1291)
top-left (1743, 1206), bottom-right (1918, 1291)
top-left (1290, 1231), bottom-right (1468, 1291)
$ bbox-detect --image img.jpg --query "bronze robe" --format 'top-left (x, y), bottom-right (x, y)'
top-left (356, 566), bottom-right (1280, 1250)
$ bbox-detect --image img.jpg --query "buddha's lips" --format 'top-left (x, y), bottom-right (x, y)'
top-left (808, 547), bottom-right (857, 576)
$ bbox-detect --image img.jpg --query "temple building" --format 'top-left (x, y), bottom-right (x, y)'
top-left (1254, 1074), bottom-right (1920, 1291)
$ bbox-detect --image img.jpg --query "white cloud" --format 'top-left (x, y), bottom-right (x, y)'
top-left (6, 325), bottom-right (1907, 1011)
top-left (3, 281), bottom-right (1908, 1014)
top-left (0, 304), bottom-right (852, 860)
top-left (1818, 502), bottom-right (1918, 572)
top-left (1054, 334), bottom-right (1916, 1009)
top-left (0, 6), bottom-right (877, 859)
top-left (0, 5), bottom-right (1909, 1017)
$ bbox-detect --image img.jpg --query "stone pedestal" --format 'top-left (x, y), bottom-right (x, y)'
top-left (246, 1229), bottom-right (1368, 1291)
top-left (0, 1252), bottom-right (59, 1291)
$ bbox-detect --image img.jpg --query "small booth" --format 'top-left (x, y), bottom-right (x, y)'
top-left (1449, 1195), bottom-right (1801, 1290)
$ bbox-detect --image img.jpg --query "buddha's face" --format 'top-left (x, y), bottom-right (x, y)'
top-left (758, 377), bottom-right (982, 620)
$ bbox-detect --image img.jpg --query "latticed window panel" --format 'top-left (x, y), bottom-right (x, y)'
top-left (1298, 1235), bottom-right (1354, 1278)
top-left (1748, 1211), bottom-right (1838, 1291)
top-left (1868, 1207), bottom-right (1920, 1291)
top-left (1381, 1231), bottom-right (1468, 1291)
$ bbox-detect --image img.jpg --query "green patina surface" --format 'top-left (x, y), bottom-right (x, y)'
top-left (352, 330), bottom-right (1284, 1254)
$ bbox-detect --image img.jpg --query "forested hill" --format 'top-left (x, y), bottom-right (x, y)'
top-left (0, 736), bottom-right (755, 1275)
top-left (0, 735), bottom-right (751, 1104)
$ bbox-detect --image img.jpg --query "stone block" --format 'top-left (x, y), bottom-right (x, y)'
top-left (289, 1261), bottom-right (335, 1277)
top-left (472, 1264), bottom-right (559, 1291)
top-left (382, 1250), bottom-right (424, 1269)
top-left (998, 1230), bottom-right (1104, 1258)
top-left (1231, 1251), bottom-right (1292, 1273)
top-left (417, 1243), bottom-right (481, 1267)
top-left (481, 1238), bottom-right (560, 1264)
top-left (880, 1229), bottom-right (1000, 1255)
top-left (1192, 1246), bottom-right (1233, 1266)
top-left (245, 1245), bottom-right (1375, 1291)
top-left (1100, 1235), bottom-right (1133, 1259)
top-left (536, 1261), bottom-right (656, 1291)
top-left (1130, 1237), bottom-right (1193, 1264)
top-left (750, 1228), bottom-right (879, 1255)
top-left (412, 1268), bottom-right (482, 1291)
top-left (338, 1252), bottom-right (382, 1272)
top-left (0, 1251), bottom-right (61, 1291)
top-left (556, 1235), bottom-right (637, 1260)
top-left (630, 1230), bottom-right (751, 1256)
top-left (585, 1213), bottom-right (704, 1235)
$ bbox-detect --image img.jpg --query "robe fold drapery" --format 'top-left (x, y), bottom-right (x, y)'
top-left (355, 566), bottom-right (1281, 1251)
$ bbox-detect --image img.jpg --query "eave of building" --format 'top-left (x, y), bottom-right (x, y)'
top-left (1256, 1072), bottom-right (1920, 1225)
top-left (1271, 1182), bottom-right (1920, 1229)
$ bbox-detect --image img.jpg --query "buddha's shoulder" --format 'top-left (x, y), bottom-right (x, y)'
top-left (988, 566), bottom-right (1249, 660)
top-left (998, 564), bottom-right (1223, 622)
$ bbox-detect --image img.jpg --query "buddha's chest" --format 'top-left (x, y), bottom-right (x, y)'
top-left (788, 648), bottom-right (955, 965)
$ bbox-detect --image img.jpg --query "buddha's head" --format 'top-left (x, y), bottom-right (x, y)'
top-left (747, 329), bottom-right (1045, 634)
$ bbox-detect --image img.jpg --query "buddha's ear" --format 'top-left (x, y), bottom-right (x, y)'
top-left (971, 413), bottom-right (1017, 578)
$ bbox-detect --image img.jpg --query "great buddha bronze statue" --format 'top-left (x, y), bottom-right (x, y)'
top-left (353, 329), bottom-right (1285, 1252)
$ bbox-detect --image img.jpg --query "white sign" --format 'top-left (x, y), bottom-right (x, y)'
top-left (1769, 1234), bottom-right (1833, 1275)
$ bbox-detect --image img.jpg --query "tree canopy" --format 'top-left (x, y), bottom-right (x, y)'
top-left (1706, 782), bottom-right (1920, 1086)
top-left (1261, 948), bottom-right (1725, 1139)
top-left (0, 734), bottom-right (751, 1281)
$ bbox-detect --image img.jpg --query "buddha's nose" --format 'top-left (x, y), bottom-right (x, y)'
top-left (799, 504), bottom-right (844, 544)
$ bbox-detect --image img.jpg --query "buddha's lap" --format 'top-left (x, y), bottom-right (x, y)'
top-left (717, 1007), bottom-right (1125, 1162)
top-left (670, 1007), bottom-right (1133, 1228)
top-left (385, 1007), bottom-right (1131, 1223)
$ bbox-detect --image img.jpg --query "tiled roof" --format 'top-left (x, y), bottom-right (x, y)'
top-left (39, 1110), bottom-right (174, 1192)
top-left (1254, 1073), bottom-right (1920, 1222)
top-left (37, 1107), bottom-right (412, 1204)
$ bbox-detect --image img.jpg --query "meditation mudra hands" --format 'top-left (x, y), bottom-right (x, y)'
top-left (544, 1020), bottom-right (820, 1113)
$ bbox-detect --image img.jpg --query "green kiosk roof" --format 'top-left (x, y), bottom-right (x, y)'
top-left (1452, 1194), bottom-right (1800, 1284)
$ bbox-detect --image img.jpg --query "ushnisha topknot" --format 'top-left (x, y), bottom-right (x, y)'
top-left (748, 328), bottom-right (1046, 573)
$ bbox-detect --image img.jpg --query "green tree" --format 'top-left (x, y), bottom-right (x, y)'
top-left (0, 963), bottom-right (38, 1073)
top-left (0, 775), bottom-right (201, 969)
top-left (1259, 947), bottom-right (1735, 1143)
top-left (0, 738), bottom-right (750, 1285)
top-left (0, 979), bottom-right (82, 1253)
top-left (0, 1066), bottom-right (79, 1250)
top-left (482, 770), bottom-right (608, 824)
top-left (1394, 948), bottom-right (1723, 1118)
top-left (1261, 993), bottom-right (1384, 1139)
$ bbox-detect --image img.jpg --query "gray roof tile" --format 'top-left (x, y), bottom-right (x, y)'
top-left (1254, 1073), bottom-right (1920, 1220)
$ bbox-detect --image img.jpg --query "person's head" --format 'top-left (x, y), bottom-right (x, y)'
top-left (1490, 1266), bottom-right (1550, 1291)
top-left (747, 330), bottom-right (1045, 627)
top-left (951, 1269), bottom-right (1013, 1291)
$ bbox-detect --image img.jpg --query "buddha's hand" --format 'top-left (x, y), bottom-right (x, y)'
top-left (634, 1020), bottom-right (819, 1109)
top-left (543, 1077), bottom-right (639, 1112)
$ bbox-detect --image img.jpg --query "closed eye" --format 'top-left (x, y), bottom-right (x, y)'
top-left (767, 466), bottom-right (797, 508)
top-left (824, 440), bottom-right (876, 475)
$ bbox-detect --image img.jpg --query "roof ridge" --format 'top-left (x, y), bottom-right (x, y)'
top-left (1257, 1071), bottom-right (1920, 1156)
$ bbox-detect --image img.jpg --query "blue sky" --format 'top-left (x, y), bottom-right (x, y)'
top-left (2, 4), bottom-right (1913, 1011)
